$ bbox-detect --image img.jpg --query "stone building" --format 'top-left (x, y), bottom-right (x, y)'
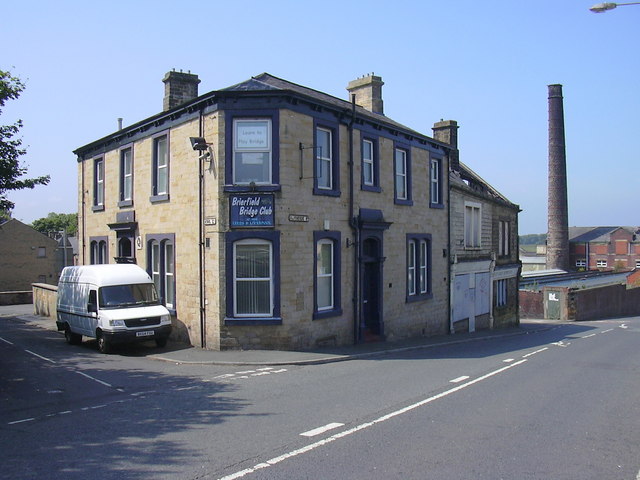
top-left (437, 122), bottom-right (521, 332)
top-left (74, 70), bottom-right (482, 350)
top-left (0, 218), bottom-right (60, 290)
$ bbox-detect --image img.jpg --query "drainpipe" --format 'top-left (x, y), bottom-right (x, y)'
top-left (348, 94), bottom-right (360, 344)
top-left (447, 150), bottom-right (453, 334)
top-left (81, 158), bottom-right (86, 264)
top-left (198, 109), bottom-right (207, 348)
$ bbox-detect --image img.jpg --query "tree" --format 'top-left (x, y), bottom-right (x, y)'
top-left (0, 69), bottom-right (50, 213)
top-left (31, 212), bottom-right (77, 236)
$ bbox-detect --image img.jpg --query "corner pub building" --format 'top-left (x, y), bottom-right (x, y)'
top-left (74, 70), bottom-right (454, 350)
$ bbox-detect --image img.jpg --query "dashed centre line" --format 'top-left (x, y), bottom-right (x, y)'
top-left (300, 423), bottom-right (344, 437)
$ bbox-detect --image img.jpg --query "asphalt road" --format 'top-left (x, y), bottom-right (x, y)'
top-left (2, 314), bottom-right (639, 480)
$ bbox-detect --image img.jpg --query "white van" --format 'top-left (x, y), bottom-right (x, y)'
top-left (56, 264), bottom-right (172, 353)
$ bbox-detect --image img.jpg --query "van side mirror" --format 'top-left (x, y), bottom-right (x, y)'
top-left (88, 302), bottom-right (98, 313)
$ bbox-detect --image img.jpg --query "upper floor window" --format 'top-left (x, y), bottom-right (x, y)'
top-left (394, 146), bottom-right (412, 205)
top-left (37, 247), bottom-right (46, 258)
top-left (498, 220), bottom-right (510, 257)
top-left (407, 234), bottom-right (431, 301)
top-left (312, 120), bottom-right (339, 197)
top-left (151, 133), bottom-right (169, 201)
top-left (233, 119), bottom-right (272, 185)
top-left (362, 139), bottom-right (374, 187)
top-left (93, 157), bottom-right (104, 210)
top-left (464, 202), bottom-right (481, 248)
top-left (430, 157), bottom-right (443, 207)
top-left (119, 146), bottom-right (133, 206)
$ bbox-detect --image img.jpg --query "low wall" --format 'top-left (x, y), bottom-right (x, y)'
top-left (32, 283), bottom-right (58, 319)
top-left (519, 290), bottom-right (544, 319)
top-left (0, 291), bottom-right (33, 306)
top-left (571, 284), bottom-right (640, 321)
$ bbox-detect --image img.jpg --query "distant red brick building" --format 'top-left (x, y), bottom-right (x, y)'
top-left (570, 226), bottom-right (640, 271)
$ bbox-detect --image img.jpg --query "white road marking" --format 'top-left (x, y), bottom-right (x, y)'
top-left (522, 347), bottom-right (548, 358)
top-left (24, 350), bottom-right (56, 363)
top-left (601, 329), bottom-right (614, 333)
top-left (503, 358), bottom-right (515, 363)
top-left (450, 376), bottom-right (470, 383)
top-left (216, 359), bottom-right (528, 480)
top-left (0, 336), bottom-right (14, 345)
top-left (620, 324), bottom-right (628, 329)
top-left (75, 370), bottom-right (112, 388)
top-left (581, 333), bottom-right (597, 339)
top-left (300, 423), bottom-right (344, 437)
top-left (552, 341), bottom-right (570, 347)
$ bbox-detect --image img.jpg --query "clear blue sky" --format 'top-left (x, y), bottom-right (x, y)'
top-left (3, 0), bottom-right (639, 234)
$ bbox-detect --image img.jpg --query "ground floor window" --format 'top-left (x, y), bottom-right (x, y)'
top-left (596, 259), bottom-right (607, 268)
top-left (226, 231), bottom-right (281, 323)
top-left (495, 279), bottom-right (508, 307)
top-left (147, 233), bottom-right (175, 310)
top-left (406, 234), bottom-right (432, 301)
top-left (313, 231), bottom-right (342, 319)
top-left (90, 236), bottom-right (108, 264)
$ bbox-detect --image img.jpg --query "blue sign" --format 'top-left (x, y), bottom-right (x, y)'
top-left (230, 194), bottom-right (275, 228)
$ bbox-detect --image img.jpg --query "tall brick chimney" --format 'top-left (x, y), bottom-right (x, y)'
top-left (432, 120), bottom-right (459, 171)
top-left (347, 74), bottom-right (384, 114)
top-left (547, 84), bottom-right (570, 271)
top-left (162, 70), bottom-right (200, 111)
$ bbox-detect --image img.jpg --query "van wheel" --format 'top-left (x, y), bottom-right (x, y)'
top-left (155, 338), bottom-right (167, 348)
top-left (64, 326), bottom-right (82, 345)
top-left (97, 333), bottom-right (110, 354)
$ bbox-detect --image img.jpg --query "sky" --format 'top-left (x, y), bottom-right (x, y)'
top-left (3, 0), bottom-right (639, 235)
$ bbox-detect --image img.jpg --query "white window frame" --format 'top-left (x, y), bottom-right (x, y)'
top-left (316, 127), bottom-right (333, 190)
top-left (596, 259), bottom-right (607, 268)
top-left (464, 201), bottom-right (482, 249)
top-left (154, 136), bottom-right (169, 196)
top-left (362, 139), bottom-right (374, 187)
top-left (316, 239), bottom-right (334, 311)
top-left (121, 147), bottom-right (133, 201)
top-left (95, 158), bottom-right (104, 207)
top-left (418, 239), bottom-right (428, 294)
top-left (430, 157), bottom-right (440, 205)
top-left (233, 239), bottom-right (273, 317)
top-left (395, 148), bottom-right (408, 200)
top-left (576, 259), bottom-right (586, 268)
top-left (149, 238), bottom-right (175, 309)
top-left (233, 118), bottom-right (272, 185)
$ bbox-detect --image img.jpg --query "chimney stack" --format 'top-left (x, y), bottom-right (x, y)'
top-left (432, 120), bottom-right (459, 171)
top-left (347, 74), bottom-right (384, 114)
top-left (546, 84), bottom-right (570, 271)
top-left (162, 70), bottom-right (200, 111)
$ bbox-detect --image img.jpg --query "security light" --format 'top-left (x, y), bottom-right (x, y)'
top-left (190, 137), bottom-right (209, 151)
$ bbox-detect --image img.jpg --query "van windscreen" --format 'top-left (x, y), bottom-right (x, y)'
top-left (99, 284), bottom-right (159, 309)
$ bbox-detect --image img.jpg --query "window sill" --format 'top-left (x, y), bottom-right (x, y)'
top-left (429, 203), bottom-right (445, 209)
top-left (150, 194), bottom-right (169, 203)
top-left (406, 293), bottom-right (433, 303)
top-left (361, 185), bottom-right (382, 193)
top-left (224, 185), bottom-right (281, 193)
top-left (313, 308), bottom-right (343, 320)
top-left (92, 205), bottom-right (105, 212)
top-left (394, 198), bottom-right (413, 206)
top-left (313, 187), bottom-right (341, 197)
top-left (118, 199), bottom-right (133, 208)
top-left (224, 317), bottom-right (282, 326)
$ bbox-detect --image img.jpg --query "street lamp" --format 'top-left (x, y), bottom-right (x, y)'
top-left (589, 2), bottom-right (640, 12)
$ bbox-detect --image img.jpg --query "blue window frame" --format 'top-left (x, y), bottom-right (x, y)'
top-left (119, 145), bottom-right (134, 207)
top-left (150, 132), bottom-right (169, 203)
top-left (394, 143), bottom-right (412, 205)
top-left (93, 157), bottom-right (105, 212)
top-left (361, 136), bottom-right (381, 192)
top-left (313, 119), bottom-right (340, 197)
top-left (430, 155), bottom-right (444, 208)
top-left (225, 230), bottom-right (281, 324)
top-left (406, 233), bottom-right (432, 302)
top-left (89, 236), bottom-right (108, 264)
top-left (313, 231), bottom-right (342, 320)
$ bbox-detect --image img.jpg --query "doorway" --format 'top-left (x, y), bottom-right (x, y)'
top-left (361, 236), bottom-right (383, 341)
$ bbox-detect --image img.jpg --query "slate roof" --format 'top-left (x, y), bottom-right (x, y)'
top-left (569, 226), bottom-right (638, 243)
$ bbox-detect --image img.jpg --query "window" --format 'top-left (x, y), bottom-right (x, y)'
top-left (495, 279), bottom-right (507, 307)
top-left (234, 239), bottom-right (272, 316)
top-left (313, 122), bottom-right (340, 196)
top-left (151, 133), bottom-right (169, 201)
top-left (147, 234), bottom-right (175, 310)
top-left (233, 119), bottom-right (272, 185)
top-left (464, 202), bottom-right (482, 248)
top-left (361, 138), bottom-right (380, 192)
top-left (576, 259), bottom-right (587, 268)
top-left (407, 234), bottom-right (431, 301)
top-left (394, 145), bottom-right (412, 205)
top-left (37, 247), bottom-right (46, 258)
top-left (498, 220), bottom-right (510, 257)
top-left (93, 157), bottom-right (104, 210)
top-left (90, 237), bottom-right (108, 264)
top-left (430, 157), bottom-right (443, 206)
top-left (596, 259), bottom-right (607, 268)
top-left (225, 231), bottom-right (281, 323)
top-left (119, 146), bottom-right (133, 206)
top-left (314, 231), bottom-right (342, 319)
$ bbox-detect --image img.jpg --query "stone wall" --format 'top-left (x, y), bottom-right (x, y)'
top-left (32, 283), bottom-right (57, 318)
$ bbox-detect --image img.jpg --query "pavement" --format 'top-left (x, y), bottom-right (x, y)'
top-left (0, 304), bottom-right (554, 366)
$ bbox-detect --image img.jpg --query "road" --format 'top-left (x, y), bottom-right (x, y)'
top-left (1, 314), bottom-right (639, 480)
